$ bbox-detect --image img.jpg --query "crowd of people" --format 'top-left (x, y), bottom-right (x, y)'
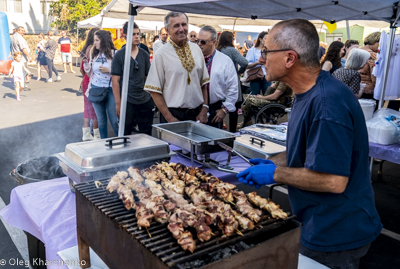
top-left (8, 18), bottom-right (385, 139)
top-left (9, 26), bottom-right (78, 99)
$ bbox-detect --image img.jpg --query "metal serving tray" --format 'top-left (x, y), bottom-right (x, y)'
top-left (233, 134), bottom-right (286, 159)
top-left (153, 121), bottom-right (238, 155)
top-left (56, 134), bottom-right (175, 184)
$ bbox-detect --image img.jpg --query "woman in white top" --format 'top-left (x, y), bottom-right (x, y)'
top-left (84, 30), bottom-right (118, 139)
top-left (245, 31), bottom-right (271, 95)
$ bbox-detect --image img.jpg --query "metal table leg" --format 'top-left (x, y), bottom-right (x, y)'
top-left (369, 157), bottom-right (374, 181)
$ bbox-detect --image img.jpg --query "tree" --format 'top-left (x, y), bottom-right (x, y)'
top-left (49, 0), bottom-right (110, 34)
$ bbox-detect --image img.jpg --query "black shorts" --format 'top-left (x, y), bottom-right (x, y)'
top-left (37, 51), bottom-right (47, 66)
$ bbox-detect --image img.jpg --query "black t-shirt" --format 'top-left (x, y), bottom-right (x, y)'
top-left (121, 43), bottom-right (150, 54)
top-left (111, 47), bottom-right (151, 104)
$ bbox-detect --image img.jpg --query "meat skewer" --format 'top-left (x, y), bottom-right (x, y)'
top-left (232, 190), bottom-right (262, 223)
top-left (247, 192), bottom-right (288, 220)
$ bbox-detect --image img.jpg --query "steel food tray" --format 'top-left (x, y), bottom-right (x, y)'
top-left (56, 134), bottom-right (175, 184)
top-left (153, 121), bottom-right (238, 155)
top-left (233, 134), bottom-right (286, 159)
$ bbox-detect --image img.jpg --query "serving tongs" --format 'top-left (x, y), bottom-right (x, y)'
top-left (217, 142), bottom-right (255, 170)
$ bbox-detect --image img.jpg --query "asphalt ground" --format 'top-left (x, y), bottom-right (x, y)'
top-left (0, 64), bottom-right (399, 268)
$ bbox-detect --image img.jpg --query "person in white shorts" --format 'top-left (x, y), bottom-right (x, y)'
top-left (58, 30), bottom-right (75, 73)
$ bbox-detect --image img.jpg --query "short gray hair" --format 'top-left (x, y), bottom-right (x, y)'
top-left (271, 19), bottom-right (320, 68)
top-left (200, 25), bottom-right (217, 40)
top-left (164, 11), bottom-right (188, 29)
top-left (345, 48), bottom-right (371, 70)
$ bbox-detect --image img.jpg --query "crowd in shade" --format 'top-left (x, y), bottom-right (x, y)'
top-left (8, 17), bottom-right (391, 139)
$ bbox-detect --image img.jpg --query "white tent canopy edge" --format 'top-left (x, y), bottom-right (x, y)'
top-left (102, 0), bottom-right (400, 135)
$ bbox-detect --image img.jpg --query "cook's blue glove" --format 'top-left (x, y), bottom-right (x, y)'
top-left (249, 158), bottom-right (275, 165)
top-left (237, 164), bottom-right (277, 189)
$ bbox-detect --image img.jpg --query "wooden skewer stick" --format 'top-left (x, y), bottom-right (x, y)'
top-left (94, 181), bottom-right (103, 188)
top-left (210, 232), bottom-right (216, 236)
top-left (228, 201), bottom-right (235, 206)
top-left (146, 228), bottom-right (152, 238)
top-left (236, 229), bottom-right (244, 236)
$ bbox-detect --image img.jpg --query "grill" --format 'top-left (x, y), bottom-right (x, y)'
top-left (75, 179), bottom-right (301, 269)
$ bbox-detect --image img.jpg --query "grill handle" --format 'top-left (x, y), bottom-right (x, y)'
top-left (269, 183), bottom-right (286, 200)
top-left (105, 136), bottom-right (131, 147)
top-left (250, 136), bottom-right (265, 147)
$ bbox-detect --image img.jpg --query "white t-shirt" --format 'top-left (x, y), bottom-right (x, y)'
top-left (91, 53), bottom-right (111, 87)
top-left (11, 61), bottom-right (24, 78)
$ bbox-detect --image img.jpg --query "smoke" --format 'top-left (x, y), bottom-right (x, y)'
top-left (0, 113), bottom-right (82, 204)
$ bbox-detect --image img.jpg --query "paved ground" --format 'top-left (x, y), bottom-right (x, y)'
top-left (0, 64), bottom-right (399, 268)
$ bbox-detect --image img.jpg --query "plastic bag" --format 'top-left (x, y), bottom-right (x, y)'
top-left (372, 107), bottom-right (400, 120)
top-left (366, 108), bottom-right (400, 145)
top-left (240, 124), bottom-right (287, 142)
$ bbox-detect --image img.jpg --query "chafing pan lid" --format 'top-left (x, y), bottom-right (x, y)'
top-left (63, 134), bottom-right (171, 168)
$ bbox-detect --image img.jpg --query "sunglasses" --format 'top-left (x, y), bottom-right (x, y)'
top-left (261, 48), bottom-right (301, 60)
top-left (195, 39), bottom-right (213, 45)
top-left (190, 35), bottom-right (197, 38)
top-left (133, 59), bottom-right (139, 71)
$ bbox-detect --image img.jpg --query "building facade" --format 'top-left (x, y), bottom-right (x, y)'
top-left (0, 0), bottom-right (54, 33)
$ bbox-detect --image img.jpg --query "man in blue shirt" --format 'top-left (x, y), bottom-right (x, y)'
top-left (237, 19), bottom-right (382, 268)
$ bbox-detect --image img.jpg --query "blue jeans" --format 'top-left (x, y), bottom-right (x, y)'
top-left (91, 85), bottom-right (119, 138)
top-left (250, 78), bottom-right (271, 95)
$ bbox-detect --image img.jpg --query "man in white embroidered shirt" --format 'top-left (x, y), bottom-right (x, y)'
top-left (197, 26), bottom-right (238, 129)
top-left (145, 12), bottom-right (209, 123)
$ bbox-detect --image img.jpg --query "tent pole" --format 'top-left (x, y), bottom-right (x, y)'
top-left (378, 27), bottom-right (396, 109)
top-left (118, 4), bottom-right (137, 137)
top-left (76, 27), bottom-right (79, 67)
top-left (346, 20), bottom-right (351, 39)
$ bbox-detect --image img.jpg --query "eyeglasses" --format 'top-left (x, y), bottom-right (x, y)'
top-left (195, 39), bottom-right (213, 45)
top-left (190, 35), bottom-right (197, 38)
top-left (261, 49), bottom-right (301, 60)
top-left (132, 32), bottom-right (141, 36)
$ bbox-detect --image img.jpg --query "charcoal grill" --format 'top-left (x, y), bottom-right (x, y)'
top-left (75, 180), bottom-right (301, 269)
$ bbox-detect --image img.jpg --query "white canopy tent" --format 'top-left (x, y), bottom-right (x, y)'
top-left (100, 0), bottom-right (400, 136)
top-left (77, 13), bottom-right (200, 33)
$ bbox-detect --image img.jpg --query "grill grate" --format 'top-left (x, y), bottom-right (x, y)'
top-left (75, 178), bottom-right (295, 268)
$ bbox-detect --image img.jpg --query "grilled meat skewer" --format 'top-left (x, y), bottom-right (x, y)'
top-left (247, 192), bottom-right (288, 219)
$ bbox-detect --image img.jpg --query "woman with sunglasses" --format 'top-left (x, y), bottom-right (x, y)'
top-left (216, 31), bottom-right (249, 132)
top-left (84, 30), bottom-right (118, 139)
top-left (321, 41), bottom-right (345, 74)
top-left (245, 31), bottom-right (271, 95)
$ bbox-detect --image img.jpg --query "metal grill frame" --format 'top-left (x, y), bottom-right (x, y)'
top-left (75, 178), bottom-right (301, 269)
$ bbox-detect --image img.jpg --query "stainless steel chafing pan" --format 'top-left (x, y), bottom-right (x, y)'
top-left (153, 121), bottom-right (238, 155)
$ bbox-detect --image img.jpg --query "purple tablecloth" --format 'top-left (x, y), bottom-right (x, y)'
top-left (369, 142), bottom-right (400, 165)
top-left (0, 177), bottom-right (76, 269)
top-left (0, 148), bottom-right (250, 268)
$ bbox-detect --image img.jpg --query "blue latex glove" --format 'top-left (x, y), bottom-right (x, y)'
top-left (237, 164), bottom-right (277, 188)
top-left (249, 158), bottom-right (275, 165)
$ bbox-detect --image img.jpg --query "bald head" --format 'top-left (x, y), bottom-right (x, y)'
top-left (189, 31), bottom-right (197, 42)
top-left (270, 19), bottom-right (320, 68)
